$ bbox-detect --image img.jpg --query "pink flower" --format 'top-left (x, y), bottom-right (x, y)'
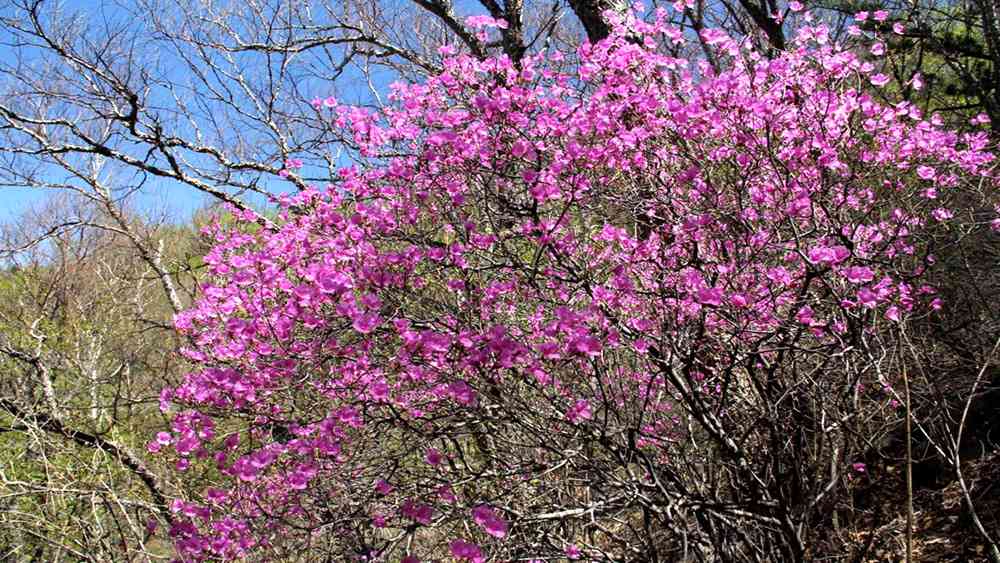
top-left (971, 113), bottom-right (991, 125)
top-left (566, 399), bottom-right (593, 424)
top-left (854, 10), bottom-right (869, 21)
top-left (571, 335), bottom-right (603, 357)
top-left (870, 74), bottom-right (890, 87)
top-left (931, 208), bottom-right (953, 221)
top-left (375, 479), bottom-right (393, 495)
top-left (873, 10), bottom-right (889, 21)
top-left (450, 540), bottom-right (484, 563)
top-left (448, 380), bottom-right (478, 406)
top-left (206, 488), bottom-right (227, 504)
top-left (885, 306), bottom-right (901, 322)
top-left (472, 505), bottom-right (509, 538)
top-left (438, 485), bottom-right (457, 503)
top-left (465, 15), bottom-right (508, 29)
top-left (808, 245), bottom-right (849, 265)
top-left (425, 447), bottom-right (443, 466)
top-left (700, 28), bottom-right (730, 46)
top-left (852, 462), bottom-right (866, 473)
top-left (893, 22), bottom-right (905, 34)
top-left (842, 266), bottom-right (875, 284)
top-left (317, 269), bottom-right (351, 294)
top-left (400, 500), bottom-right (434, 525)
top-left (565, 544), bottom-right (582, 559)
top-left (796, 305), bottom-right (817, 326)
top-left (857, 287), bottom-right (878, 309)
top-left (788, 1), bottom-right (803, 12)
top-left (696, 286), bottom-right (724, 306)
top-left (916, 165), bottom-right (936, 181)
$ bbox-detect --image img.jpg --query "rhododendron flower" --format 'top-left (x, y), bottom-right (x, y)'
top-left (885, 306), bottom-right (901, 322)
top-left (472, 505), bottom-right (509, 538)
top-left (448, 380), bottom-right (478, 406)
top-left (699, 28), bottom-right (730, 45)
top-left (565, 544), bottom-right (582, 559)
top-left (796, 306), bottom-right (817, 326)
top-left (873, 10), bottom-right (889, 21)
top-left (870, 74), bottom-right (890, 87)
top-left (400, 500), bottom-right (434, 525)
top-left (450, 540), bottom-right (484, 562)
top-left (437, 485), bottom-right (457, 503)
top-left (843, 266), bottom-right (875, 284)
top-left (566, 333), bottom-right (601, 357)
top-left (566, 399), bottom-right (593, 424)
top-left (857, 287), bottom-right (878, 308)
top-left (375, 479), bottom-right (393, 495)
top-left (808, 245), bottom-right (849, 265)
top-left (425, 447), bottom-right (443, 466)
top-left (972, 113), bottom-right (991, 125)
top-left (931, 208), bottom-right (953, 221)
top-left (205, 488), bottom-right (227, 504)
top-left (696, 286), bottom-right (724, 306)
top-left (465, 14), bottom-right (508, 29)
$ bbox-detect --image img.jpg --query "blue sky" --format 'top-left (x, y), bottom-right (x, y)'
top-left (0, 0), bottom-right (404, 225)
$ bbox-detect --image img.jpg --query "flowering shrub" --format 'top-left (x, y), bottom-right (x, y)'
top-left (157, 9), bottom-right (997, 561)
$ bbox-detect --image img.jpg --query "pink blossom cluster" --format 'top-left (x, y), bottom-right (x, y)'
top-left (156, 8), bottom-right (997, 561)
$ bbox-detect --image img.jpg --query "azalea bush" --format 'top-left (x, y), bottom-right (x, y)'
top-left (155, 9), bottom-right (998, 562)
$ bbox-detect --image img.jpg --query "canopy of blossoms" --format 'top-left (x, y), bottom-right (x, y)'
top-left (155, 8), bottom-right (997, 561)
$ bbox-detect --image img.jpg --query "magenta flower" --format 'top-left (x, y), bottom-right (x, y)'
top-left (472, 505), bottom-right (509, 538)
top-left (425, 447), bottom-right (443, 466)
top-left (450, 540), bottom-right (484, 562)
top-left (870, 74), bottom-right (890, 87)
top-left (566, 399), bottom-right (593, 424)
top-left (916, 165), bottom-right (937, 181)
top-left (400, 500), bottom-right (434, 525)
top-left (842, 266), bottom-right (875, 284)
top-left (696, 286), bottom-right (724, 307)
